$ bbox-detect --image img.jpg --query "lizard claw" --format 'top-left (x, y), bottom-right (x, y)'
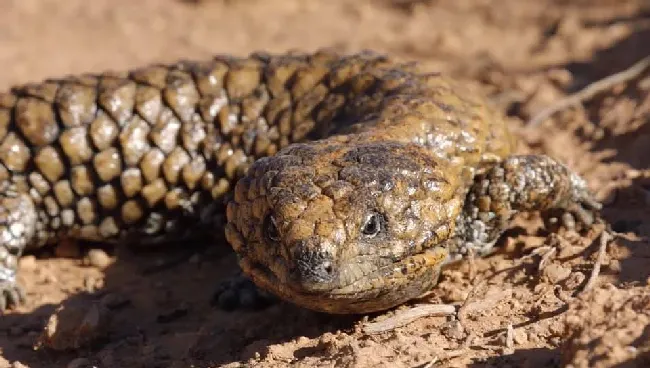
top-left (0, 279), bottom-right (26, 312)
top-left (545, 174), bottom-right (603, 232)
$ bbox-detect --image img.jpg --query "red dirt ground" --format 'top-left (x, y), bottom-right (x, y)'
top-left (1, 0), bottom-right (649, 367)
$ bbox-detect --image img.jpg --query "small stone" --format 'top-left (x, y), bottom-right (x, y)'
top-left (542, 263), bottom-right (571, 284)
top-left (85, 249), bottom-right (111, 269)
top-left (18, 255), bottom-right (37, 271)
top-left (513, 329), bottom-right (529, 345)
top-left (296, 336), bottom-right (310, 345)
top-left (441, 320), bottom-right (466, 340)
top-left (12, 362), bottom-right (29, 368)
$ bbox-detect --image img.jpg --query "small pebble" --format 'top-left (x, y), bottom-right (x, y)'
top-left (542, 263), bottom-right (571, 284)
top-left (513, 329), bottom-right (529, 345)
top-left (441, 320), bottom-right (466, 340)
top-left (85, 249), bottom-right (111, 269)
top-left (296, 336), bottom-right (310, 345)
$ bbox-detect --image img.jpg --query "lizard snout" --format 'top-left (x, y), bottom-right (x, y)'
top-left (289, 237), bottom-right (337, 290)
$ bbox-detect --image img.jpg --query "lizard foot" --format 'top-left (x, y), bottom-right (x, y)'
top-left (0, 183), bottom-right (41, 312)
top-left (543, 171), bottom-right (603, 232)
top-left (212, 274), bottom-right (276, 311)
top-left (0, 278), bottom-right (25, 312)
top-left (458, 155), bottom-right (603, 257)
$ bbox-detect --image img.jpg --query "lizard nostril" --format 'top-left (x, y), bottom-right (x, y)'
top-left (322, 261), bottom-right (333, 275)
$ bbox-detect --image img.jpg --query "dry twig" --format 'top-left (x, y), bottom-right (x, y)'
top-left (505, 323), bottom-right (514, 349)
top-left (579, 229), bottom-right (612, 294)
top-left (457, 278), bottom-right (487, 325)
top-left (527, 55), bottom-right (650, 127)
top-left (362, 304), bottom-right (456, 334)
top-left (538, 246), bottom-right (557, 271)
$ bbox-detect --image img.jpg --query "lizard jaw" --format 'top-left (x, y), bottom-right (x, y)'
top-left (238, 246), bottom-right (449, 314)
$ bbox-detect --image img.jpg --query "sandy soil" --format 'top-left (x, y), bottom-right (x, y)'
top-left (0, 0), bottom-right (650, 367)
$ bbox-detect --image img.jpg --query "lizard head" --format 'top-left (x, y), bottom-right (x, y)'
top-left (225, 140), bottom-right (463, 314)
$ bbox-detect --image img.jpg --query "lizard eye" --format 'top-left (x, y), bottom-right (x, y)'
top-left (264, 214), bottom-right (281, 242)
top-left (361, 213), bottom-right (384, 238)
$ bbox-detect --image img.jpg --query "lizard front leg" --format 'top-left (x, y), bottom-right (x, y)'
top-left (451, 154), bottom-right (602, 259)
top-left (0, 183), bottom-right (38, 311)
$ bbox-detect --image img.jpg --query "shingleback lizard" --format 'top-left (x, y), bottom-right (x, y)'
top-left (0, 50), bottom-right (601, 314)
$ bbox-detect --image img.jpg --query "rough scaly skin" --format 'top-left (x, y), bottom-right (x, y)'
top-left (0, 50), bottom-right (600, 313)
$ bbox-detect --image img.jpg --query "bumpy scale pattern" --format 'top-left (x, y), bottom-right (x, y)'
top-left (0, 50), bottom-right (600, 314)
top-left (0, 51), bottom-right (357, 249)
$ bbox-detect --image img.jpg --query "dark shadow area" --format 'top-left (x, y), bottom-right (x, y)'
top-left (0, 240), bottom-right (360, 367)
top-left (612, 354), bottom-right (650, 368)
top-left (466, 347), bottom-right (561, 367)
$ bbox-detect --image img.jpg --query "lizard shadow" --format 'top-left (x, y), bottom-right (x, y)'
top-left (464, 323), bottom-right (648, 367)
top-left (464, 347), bottom-right (561, 368)
top-left (0, 239), bottom-right (361, 367)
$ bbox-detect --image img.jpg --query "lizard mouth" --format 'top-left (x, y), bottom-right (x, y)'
top-left (239, 246), bottom-right (449, 314)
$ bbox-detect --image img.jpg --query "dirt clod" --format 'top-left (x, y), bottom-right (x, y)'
top-left (84, 249), bottom-right (112, 269)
